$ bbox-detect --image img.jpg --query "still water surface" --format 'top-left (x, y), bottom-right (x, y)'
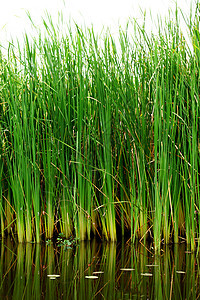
top-left (0, 239), bottom-right (199, 299)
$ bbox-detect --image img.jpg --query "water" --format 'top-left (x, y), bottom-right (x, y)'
top-left (0, 239), bottom-right (199, 299)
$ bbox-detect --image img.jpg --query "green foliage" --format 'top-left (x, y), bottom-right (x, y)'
top-left (56, 233), bottom-right (79, 250)
top-left (0, 3), bottom-right (200, 251)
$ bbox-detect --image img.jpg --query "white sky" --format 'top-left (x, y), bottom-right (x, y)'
top-left (0, 0), bottom-right (194, 51)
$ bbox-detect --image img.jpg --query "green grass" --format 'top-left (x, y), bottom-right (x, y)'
top-left (0, 3), bottom-right (200, 251)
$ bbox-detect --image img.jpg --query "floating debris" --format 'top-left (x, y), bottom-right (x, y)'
top-left (93, 271), bottom-right (104, 274)
top-left (176, 271), bottom-right (186, 274)
top-left (47, 274), bottom-right (60, 280)
top-left (85, 275), bottom-right (98, 279)
top-left (120, 268), bottom-right (135, 271)
top-left (141, 273), bottom-right (153, 277)
top-left (146, 265), bottom-right (159, 267)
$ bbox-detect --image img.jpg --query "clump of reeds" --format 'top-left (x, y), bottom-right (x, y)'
top-left (0, 3), bottom-right (200, 251)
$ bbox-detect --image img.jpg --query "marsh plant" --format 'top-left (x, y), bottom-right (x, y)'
top-left (0, 3), bottom-right (200, 252)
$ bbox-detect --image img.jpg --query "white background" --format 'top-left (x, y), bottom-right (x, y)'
top-left (0, 0), bottom-right (195, 51)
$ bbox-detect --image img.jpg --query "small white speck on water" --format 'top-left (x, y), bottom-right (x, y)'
top-left (47, 274), bottom-right (60, 278)
top-left (120, 268), bottom-right (135, 271)
top-left (176, 271), bottom-right (185, 274)
top-left (146, 265), bottom-right (159, 267)
top-left (85, 275), bottom-right (98, 279)
top-left (141, 273), bottom-right (153, 277)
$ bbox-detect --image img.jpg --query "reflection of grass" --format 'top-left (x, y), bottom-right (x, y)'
top-left (0, 240), bottom-right (199, 299)
top-left (0, 4), bottom-right (200, 250)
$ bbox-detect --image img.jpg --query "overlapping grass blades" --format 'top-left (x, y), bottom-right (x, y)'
top-left (0, 4), bottom-right (200, 250)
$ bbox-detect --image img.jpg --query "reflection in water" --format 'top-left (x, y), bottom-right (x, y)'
top-left (0, 240), bottom-right (199, 299)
